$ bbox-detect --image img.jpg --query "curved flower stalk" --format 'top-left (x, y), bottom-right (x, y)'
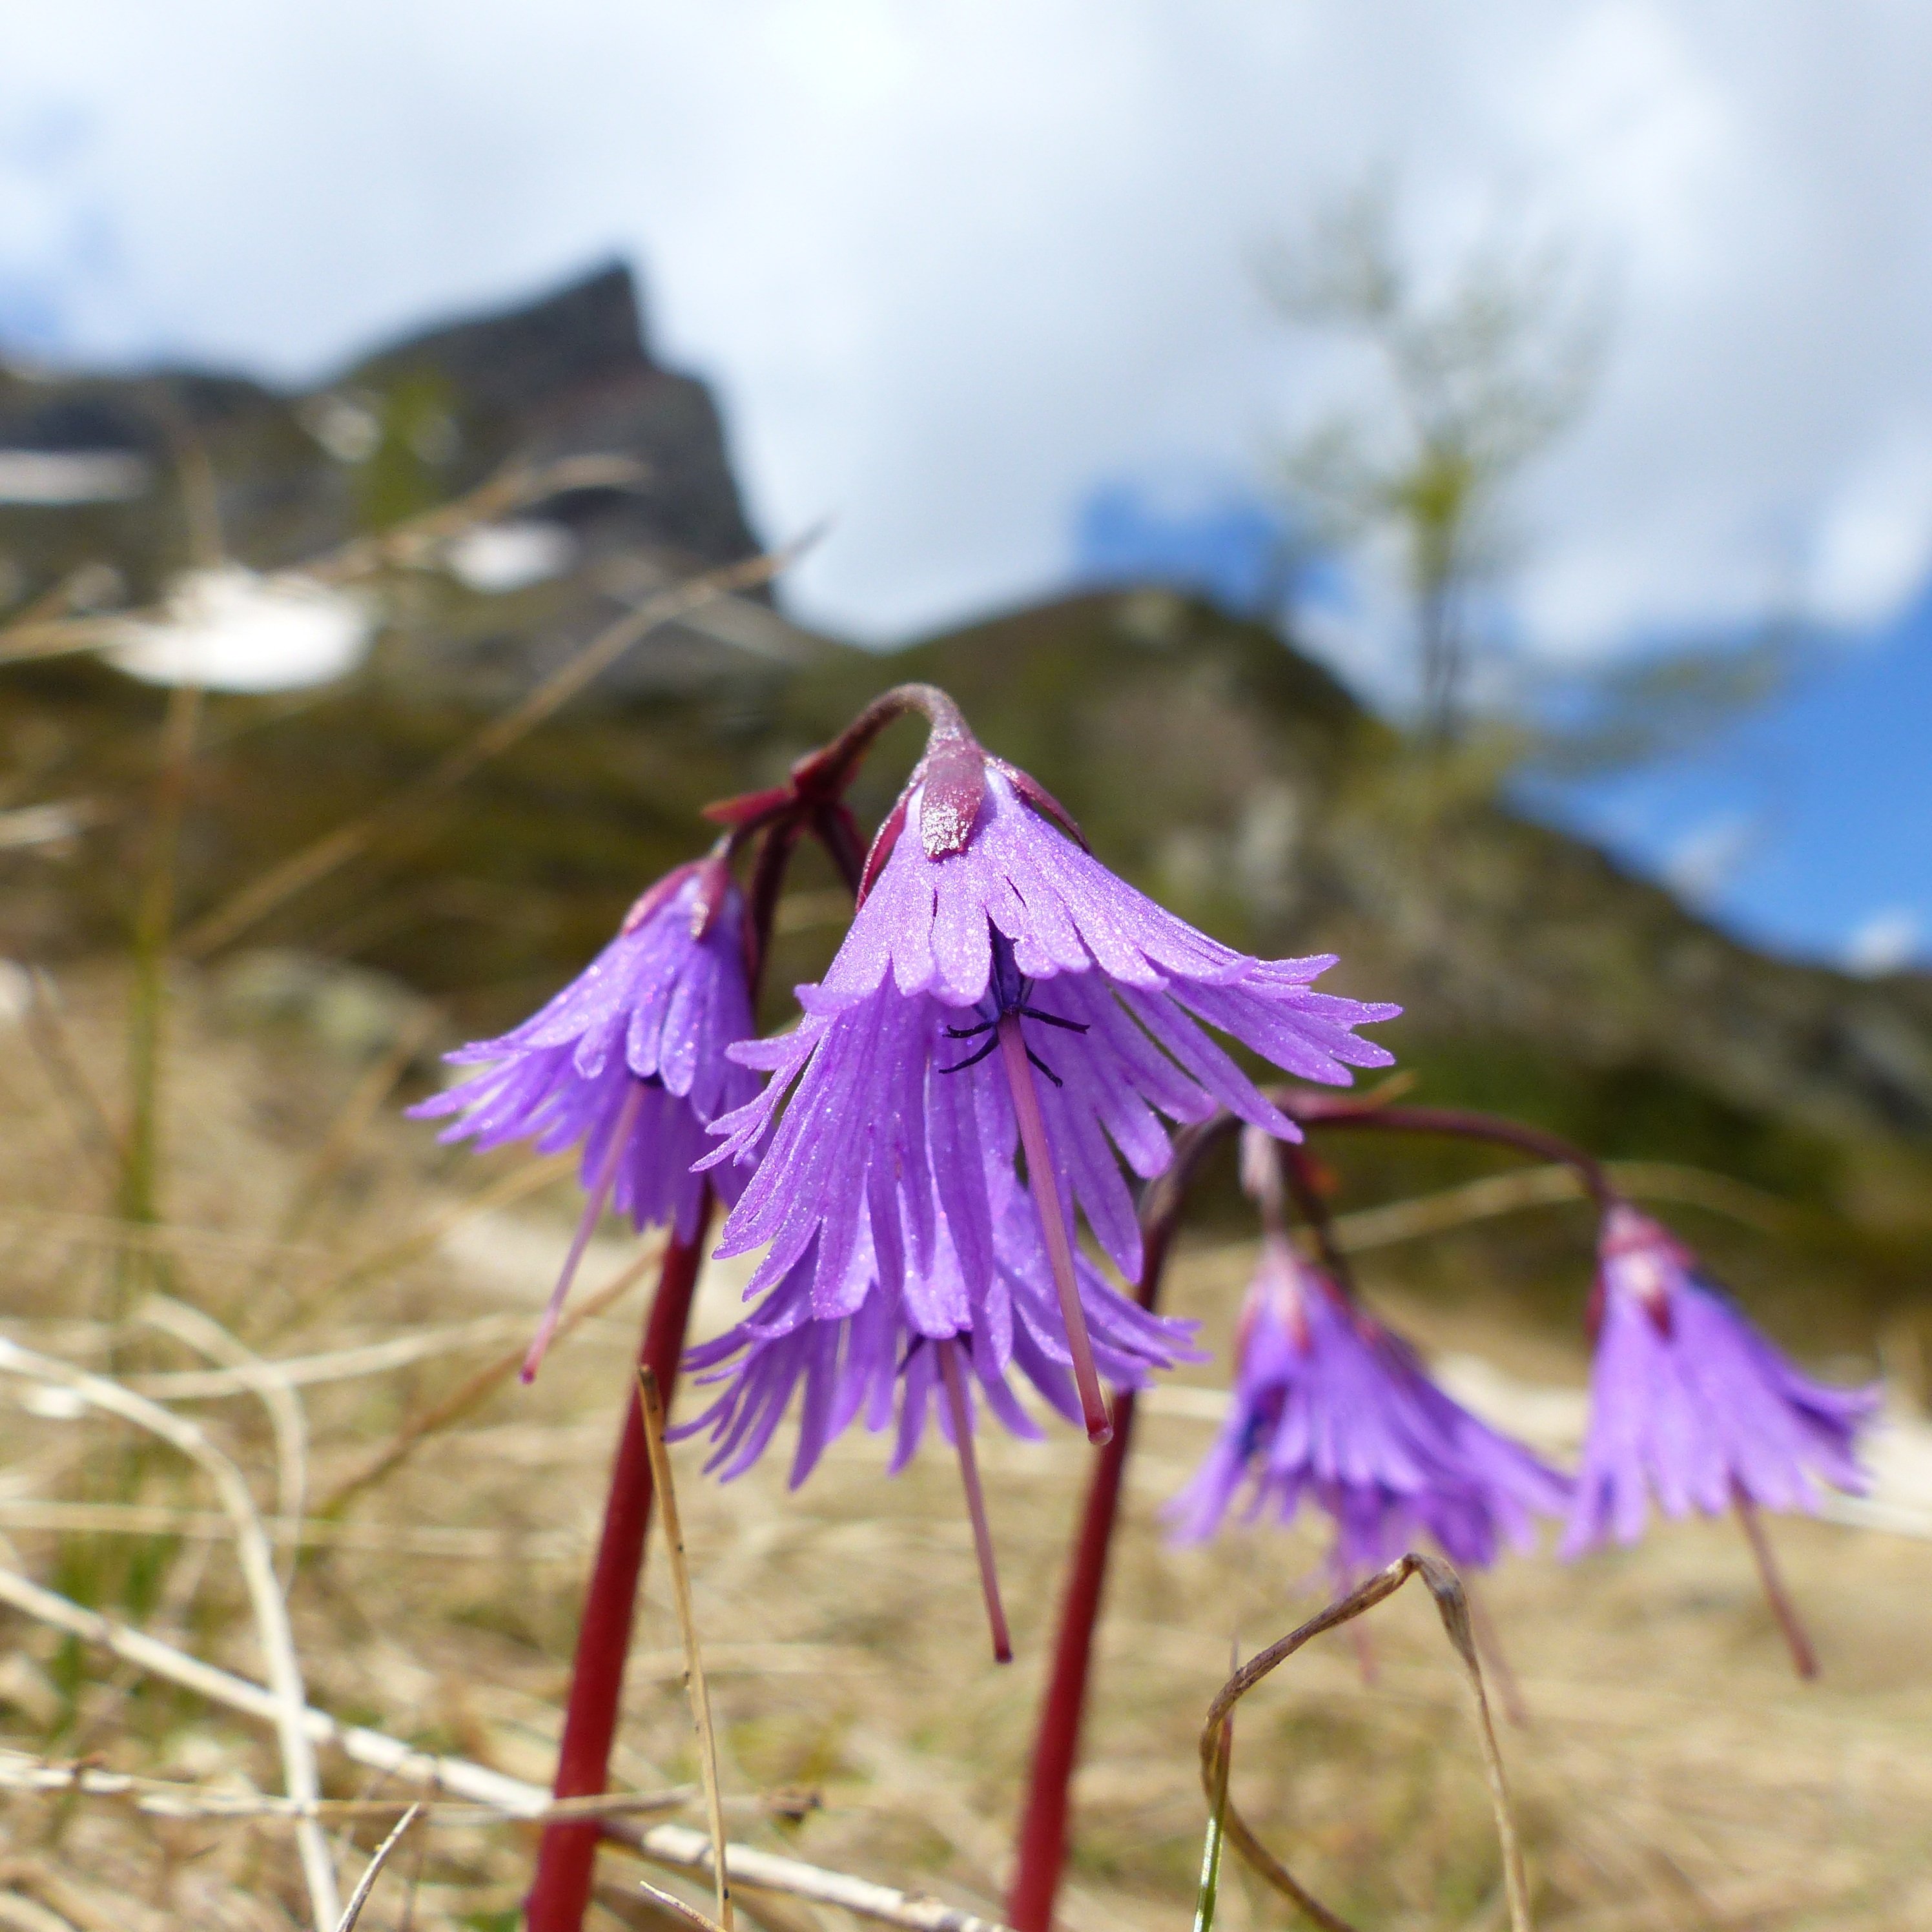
top-left (413, 856), bottom-right (758, 1380)
top-left (677, 1170), bottom-right (1197, 1658)
top-left (1564, 1204), bottom-right (1879, 1675)
top-left (703, 692), bottom-right (1398, 1442)
top-left (1167, 1231), bottom-right (1570, 1581)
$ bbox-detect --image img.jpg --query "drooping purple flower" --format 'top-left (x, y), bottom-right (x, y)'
top-left (701, 720), bottom-right (1398, 1441)
top-left (412, 858), bottom-right (758, 1377)
top-left (1167, 1235), bottom-right (1570, 1582)
top-left (1561, 1204), bottom-right (1880, 1557)
top-left (679, 1164), bottom-right (1197, 1486)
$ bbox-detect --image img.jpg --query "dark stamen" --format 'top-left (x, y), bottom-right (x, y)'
top-left (944, 1020), bottom-right (998, 1039)
top-left (941, 1036), bottom-right (1001, 1075)
top-left (1027, 1047), bottom-right (1064, 1087)
top-left (1015, 1005), bottom-right (1088, 1033)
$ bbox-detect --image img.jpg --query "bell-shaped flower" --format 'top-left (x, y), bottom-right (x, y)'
top-left (412, 858), bottom-right (757, 1378)
top-left (1563, 1205), bottom-right (1879, 1556)
top-left (1168, 1235), bottom-right (1570, 1583)
top-left (702, 715), bottom-right (1397, 1441)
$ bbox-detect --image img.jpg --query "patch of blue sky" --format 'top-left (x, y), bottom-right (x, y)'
top-left (1071, 475), bottom-right (1299, 621)
top-left (1521, 586), bottom-right (1932, 971)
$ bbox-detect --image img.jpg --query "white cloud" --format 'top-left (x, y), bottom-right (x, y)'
top-left (1807, 433), bottom-right (1932, 630)
top-left (4, 3), bottom-right (1932, 661)
top-left (1843, 908), bottom-right (1922, 979)
top-left (1662, 810), bottom-right (1758, 907)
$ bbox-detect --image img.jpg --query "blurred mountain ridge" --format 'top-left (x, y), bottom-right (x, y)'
top-left (0, 261), bottom-right (801, 694)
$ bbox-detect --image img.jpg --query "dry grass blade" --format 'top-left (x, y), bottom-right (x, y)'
top-left (333, 1800), bottom-right (421, 1932)
top-left (1192, 1649), bottom-right (1235, 1932)
top-left (0, 1342), bottom-right (340, 1929)
top-left (1198, 1552), bottom-right (1532, 1932)
top-left (320, 1237), bottom-right (663, 1512)
top-left (303, 1148), bottom-right (579, 1300)
top-left (0, 457), bottom-right (637, 666)
top-left (179, 539), bottom-right (809, 959)
top-left (19, 969), bottom-right (125, 1184)
top-left (0, 1888), bottom-right (80, 1932)
top-left (128, 1313), bottom-right (533, 1401)
top-left (308, 455), bottom-right (644, 584)
top-left (640, 1365), bottom-right (735, 1932)
top-left (1324, 1160), bottom-right (1793, 1254)
top-left (268, 1006), bottom-right (442, 1250)
top-left (0, 1499), bottom-right (579, 1562)
top-left (0, 1750), bottom-right (686, 1824)
top-left (0, 1561), bottom-right (557, 1814)
top-left (622, 1875), bottom-right (730, 1932)
top-left (138, 1293), bottom-right (309, 1590)
top-left (118, 677), bottom-right (203, 1293)
top-left (0, 1565), bottom-right (1016, 1932)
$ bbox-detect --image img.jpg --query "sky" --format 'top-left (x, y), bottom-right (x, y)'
top-left (1, 2), bottom-right (1928, 966)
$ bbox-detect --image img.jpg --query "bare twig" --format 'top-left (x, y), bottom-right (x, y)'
top-left (179, 539), bottom-right (810, 958)
top-left (640, 1366), bottom-right (734, 1932)
top-left (0, 1343), bottom-right (340, 1929)
top-left (1198, 1553), bottom-right (1532, 1932)
top-left (0, 1566), bottom-right (1016, 1932)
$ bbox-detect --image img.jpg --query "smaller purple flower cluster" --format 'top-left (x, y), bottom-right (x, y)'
top-left (1563, 1206), bottom-right (1880, 1554)
top-left (1167, 1233), bottom-right (1571, 1581)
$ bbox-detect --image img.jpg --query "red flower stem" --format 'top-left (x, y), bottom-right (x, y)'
top-left (999, 1012), bottom-right (1111, 1444)
top-left (744, 819), bottom-right (801, 989)
top-left (789, 682), bottom-right (976, 797)
top-left (1277, 1140), bottom-right (1357, 1296)
top-left (940, 1340), bottom-right (1013, 1665)
top-left (1732, 1485), bottom-right (1820, 1680)
top-left (523, 1190), bottom-right (715, 1932)
top-left (1007, 1379), bottom-right (1137, 1932)
top-left (522, 1078), bottom-right (647, 1384)
top-left (1277, 1094), bottom-right (1616, 1208)
top-left (1007, 1118), bottom-right (1231, 1932)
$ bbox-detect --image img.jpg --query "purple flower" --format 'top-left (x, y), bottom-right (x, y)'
top-left (702, 726), bottom-right (1397, 1441)
top-left (1167, 1236), bottom-right (1570, 1581)
top-left (679, 1165), bottom-right (1196, 1488)
top-left (412, 858), bottom-right (757, 1377)
top-left (1561, 1205), bottom-right (1880, 1556)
